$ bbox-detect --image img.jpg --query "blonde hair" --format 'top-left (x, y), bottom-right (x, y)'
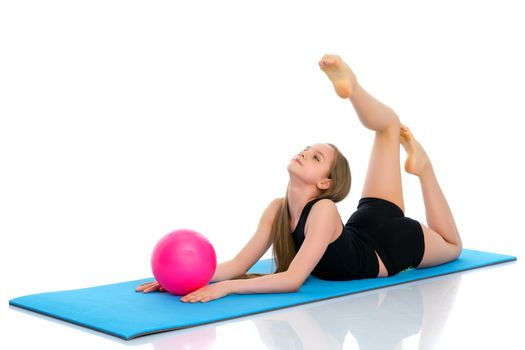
top-left (236, 143), bottom-right (351, 279)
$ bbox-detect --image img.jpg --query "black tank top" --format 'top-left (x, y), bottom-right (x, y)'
top-left (291, 198), bottom-right (379, 280)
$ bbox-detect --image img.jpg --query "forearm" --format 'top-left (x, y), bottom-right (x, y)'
top-left (349, 82), bottom-right (400, 132)
top-left (224, 272), bottom-right (298, 294)
top-left (210, 260), bottom-right (244, 283)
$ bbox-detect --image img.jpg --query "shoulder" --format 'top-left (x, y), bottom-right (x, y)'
top-left (307, 199), bottom-right (340, 229)
top-left (311, 198), bottom-right (338, 214)
top-left (271, 197), bottom-right (285, 208)
top-left (269, 197), bottom-right (285, 214)
top-left (260, 197), bottom-right (285, 224)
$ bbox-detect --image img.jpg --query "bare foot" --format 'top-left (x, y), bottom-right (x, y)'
top-left (318, 54), bottom-right (357, 99)
top-left (400, 124), bottom-right (431, 176)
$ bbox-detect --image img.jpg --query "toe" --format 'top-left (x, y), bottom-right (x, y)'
top-left (322, 55), bottom-right (336, 65)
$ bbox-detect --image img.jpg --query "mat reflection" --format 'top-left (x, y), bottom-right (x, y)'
top-left (145, 275), bottom-right (461, 350)
top-left (252, 275), bottom-right (461, 350)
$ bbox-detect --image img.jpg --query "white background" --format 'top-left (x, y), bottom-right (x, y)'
top-left (1, 1), bottom-right (524, 349)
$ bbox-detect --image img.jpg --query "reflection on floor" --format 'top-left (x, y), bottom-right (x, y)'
top-left (147, 274), bottom-right (462, 350)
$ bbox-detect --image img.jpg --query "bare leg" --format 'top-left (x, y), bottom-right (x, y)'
top-left (400, 126), bottom-right (463, 267)
top-left (319, 54), bottom-right (404, 211)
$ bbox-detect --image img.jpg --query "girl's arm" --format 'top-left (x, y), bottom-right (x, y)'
top-left (180, 199), bottom-right (339, 302)
top-left (215, 197), bottom-right (295, 292)
top-left (225, 271), bottom-right (297, 293)
top-left (213, 197), bottom-right (283, 281)
top-left (226, 199), bottom-right (339, 294)
top-left (209, 259), bottom-right (247, 283)
top-left (181, 269), bottom-right (297, 302)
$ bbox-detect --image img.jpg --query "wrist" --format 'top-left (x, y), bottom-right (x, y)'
top-left (222, 279), bottom-right (237, 294)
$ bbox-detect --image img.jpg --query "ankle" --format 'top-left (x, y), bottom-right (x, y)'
top-left (418, 162), bottom-right (434, 179)
top-left (348, 80), bottom-right (363, 101)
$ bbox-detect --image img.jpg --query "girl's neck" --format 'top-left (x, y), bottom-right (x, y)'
top-left (287, 181), bottom-right (319, 232)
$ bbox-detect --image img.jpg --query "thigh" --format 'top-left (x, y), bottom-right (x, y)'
top-left (361, 125), bottom-right (405, 212)
top-left (417, 223), bottom-right (462, 268)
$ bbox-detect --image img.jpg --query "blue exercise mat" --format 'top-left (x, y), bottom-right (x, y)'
top-left (9, 248), bottom-right (516, 340)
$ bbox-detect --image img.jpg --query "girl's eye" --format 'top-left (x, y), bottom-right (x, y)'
top-left (314, 155), bottom-right (320, 161)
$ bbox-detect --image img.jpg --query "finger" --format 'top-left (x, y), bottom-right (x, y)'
top-left (148, 285), bottom-right (160, 293)
top-left (190, 292), bottom-right (204, 299)
top-left (194, 294), bottom-right (208, 302)
top-left (187, 294), bottom-right (201, 302)
top-left (144, 285), bottom-right (160, 293)
top-left (159, 287), bottom-right (166, 292)
top-left (136, 282), bottom-right (154, 292)
top-left (135, 283), bottom-right (148, 291)
top-left (182, 290), bottom-right (199, 301)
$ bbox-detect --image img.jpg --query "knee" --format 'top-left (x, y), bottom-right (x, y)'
top-left (454, 231), bottom-right (463, 256)
top-left (452, 241), bottom-right (463, 260)
top-left (388, 110), bottom-right (401, 129)
top-left (377, 114), bottom-right (401, 135)
top-left (458, 241), bottom-right (463, 258)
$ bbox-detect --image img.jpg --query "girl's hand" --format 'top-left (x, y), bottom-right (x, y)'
top-left (180, 281), bottom-right (231, 303)
top-left (135, 280), bottom-right (167, 293)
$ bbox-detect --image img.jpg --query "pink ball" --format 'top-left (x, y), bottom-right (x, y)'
top-left (151, 229), bottom-right (217, 295)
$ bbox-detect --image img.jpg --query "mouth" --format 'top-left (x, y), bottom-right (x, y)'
top-left (293, 157), bottom-right (303, 165)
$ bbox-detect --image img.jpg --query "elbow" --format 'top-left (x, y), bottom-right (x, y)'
top-left (282, 270), bottom-right (307, 292)
top-left (287, 276), bottom-right (304, 292)
top-left (286, 282), bottom-right (299, 292)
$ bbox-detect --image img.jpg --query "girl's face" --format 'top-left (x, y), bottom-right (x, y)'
top-left (287, 143), bottom-right (335, 189)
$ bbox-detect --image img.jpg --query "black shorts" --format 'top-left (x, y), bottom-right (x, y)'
top-left (346, 197), bottom-right (425, 276)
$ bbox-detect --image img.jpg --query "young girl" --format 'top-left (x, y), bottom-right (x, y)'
top-left (136, 54), bottom-right (463, 303)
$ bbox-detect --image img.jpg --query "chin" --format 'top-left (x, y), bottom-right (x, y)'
top-left (286, 164), bottom-right (298, 177)
top-left (287, 168), bottom-right (308, 184)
